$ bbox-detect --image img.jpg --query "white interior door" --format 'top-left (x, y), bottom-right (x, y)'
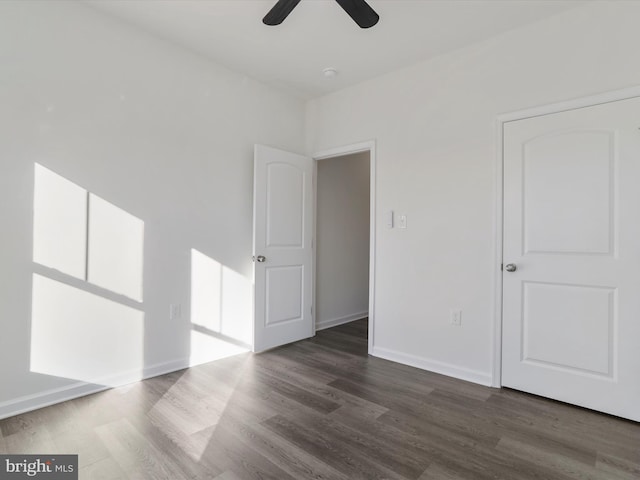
top-left (502, 96), bottom-right (640, 421)
top-left (253, 144), bottom-right (314, 352)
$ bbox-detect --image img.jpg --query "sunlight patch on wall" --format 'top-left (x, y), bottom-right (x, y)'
top-left (30, 274), bottom-right (144, 386)
top-left (190, 249), bottom-right (222, 333)
top-left (32, 163), bottom-right (144, 302)
top-left (190, 249), bottom-right (252, 364)
top-left (221, 265), bottom-right (252, 345)
top-left (33, 164), bottom-right (87, 279)
top-left (88, 194), bottom-right (144, 302)
top-left (31, 163), bottom-right (145, 386)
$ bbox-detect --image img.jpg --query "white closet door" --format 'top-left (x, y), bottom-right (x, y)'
top-left (502, 96), bottom-right (640, 421)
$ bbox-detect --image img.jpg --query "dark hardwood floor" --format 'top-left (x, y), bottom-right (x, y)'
top-left (1, 319), bottom-right (638, 479)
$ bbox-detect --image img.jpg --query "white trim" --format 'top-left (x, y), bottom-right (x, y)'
top-left (0, 382), bottom-right (108, 420)
top-left (313, 141), bottom-right (374, 160)
top-left (315, 311), bottom-right (368, 331)
top-left (498, 85), bottom-right (640, 123)
top-left (313, 140), bottom-right (377, 355)
top-left (312, 157), bottom-right (318, 338)
top-left (0, 358), bottom-right (189, 420)
top-left (491, 118), bottom-right (505, 388)
top-left (369, 145), bottom-right (376, 355)
top-left (372, 346), bottom-right (492, 387)
top-left (493, 85), bottom-right (640, 388)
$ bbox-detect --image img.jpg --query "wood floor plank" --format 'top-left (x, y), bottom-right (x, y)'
top-left (418, 463), bottom-right (472, 480)
top-left (2, 426), bottom-right (57, 454)
top-left (287, 405), bottom-right (429, 478)
top-left (418, 388), bottom-right (599, 468)
top-left (333, 397), bottom-right (574, 480)
top-left (54, 429), bottom-right (112, 470)
top-left (595, 453), bottom-right (640, 480)
top-left (268, 394), bottom-right (400, 471)
top-left (251, 369), bottom-right (342, 414)
top-left (259, 351), bottom-right (339, 385)
top-left (496, 436), bottom-right (612, 480)
top-left (202, 422), bottom-right (298, 480)
top-left (125, 414), bottom-right (224, 480)
top-left (261, 414), bottom-right (406, 480)
top-left (254, 361), bottom-right (387, 419)
top-left (79, 457), bottom-right (129, 480)
top-left (222, 415), bottom-right (350, 480)
top-left (95, 418), bottom-right (189, 480)
top-left (328, 376), bottom-right (436, 417)
top-left (486, 391), bottom-right (640, 464)
top-left (212, 471), bottom-right (244, 480)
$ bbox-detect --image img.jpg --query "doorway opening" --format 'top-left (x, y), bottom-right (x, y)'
top-left (313, 142), bottom-right (376, 354)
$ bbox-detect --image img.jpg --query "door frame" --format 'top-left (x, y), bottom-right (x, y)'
top-left (492, 85), bottom-right (640, 388)
top-left (313, 140), bottom-right (376, 355)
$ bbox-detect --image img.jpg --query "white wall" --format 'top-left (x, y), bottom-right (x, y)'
top-left (0, 0), bottom-right (304, 417)
top-left (306, 1), bottom-right (640, 385)
top-left (316, 152), bottom-right (370, 330)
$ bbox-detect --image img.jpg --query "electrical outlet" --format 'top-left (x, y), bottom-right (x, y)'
top-left (450, 309), bottom-right (462, 326)
top-left (170, 304), bottom-right (181, 320)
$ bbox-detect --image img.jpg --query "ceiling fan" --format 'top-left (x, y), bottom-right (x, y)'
top-left (263, 0), bottom-right (379, 29)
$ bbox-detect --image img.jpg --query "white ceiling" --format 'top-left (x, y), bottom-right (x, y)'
top-left (86, 0), bottom-right (584, 99)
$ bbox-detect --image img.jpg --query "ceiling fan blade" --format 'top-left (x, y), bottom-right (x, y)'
top-left (263, 0), bottom-right (302, 26)
top-left (335, 0), bottom-right (379, 29)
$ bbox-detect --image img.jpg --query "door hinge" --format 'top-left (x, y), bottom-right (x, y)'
top-left (500, 263), bottom-right (503, 271)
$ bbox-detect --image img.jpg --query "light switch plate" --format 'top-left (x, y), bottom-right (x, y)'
top-left (386, 210), bottom-right (394, 228)
top-left (398, 214), bottom-right (407, 229)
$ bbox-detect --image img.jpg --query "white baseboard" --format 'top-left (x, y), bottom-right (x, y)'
top-left (315, 311), bottom-right (368, 331)
top-left (0, 358), bottom-right (190, 420)
top-left (371, 346), bottom-right (493, 386)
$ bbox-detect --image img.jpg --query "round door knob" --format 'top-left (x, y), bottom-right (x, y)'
top-left (504, 263), bottom-right (517, 272)
top-left (256, 255), bottom-right (266, 263)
